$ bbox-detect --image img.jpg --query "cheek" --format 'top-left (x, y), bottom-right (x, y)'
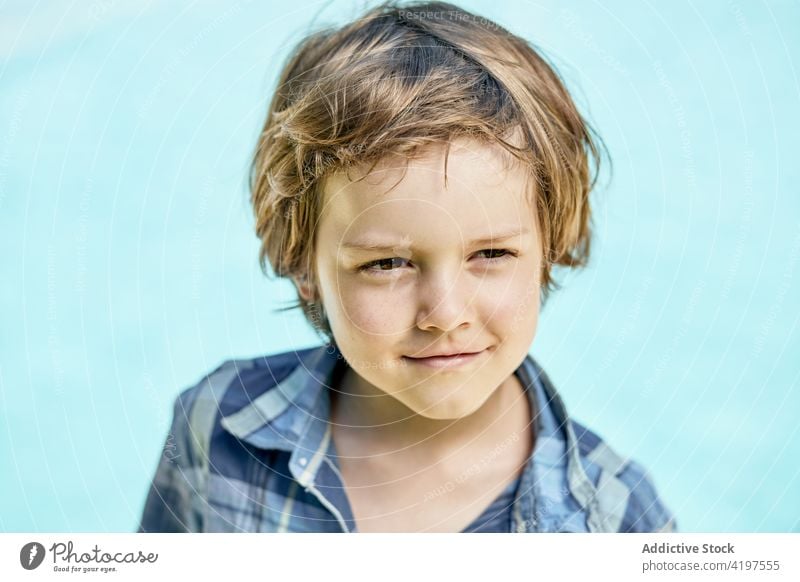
top-left (325, 276), bottom-right (412, 337)
top-left (481, 270), bottom-right (541, 336)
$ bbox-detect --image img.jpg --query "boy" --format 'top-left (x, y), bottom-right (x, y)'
top-left (138, 0), bottom-right (675, 533)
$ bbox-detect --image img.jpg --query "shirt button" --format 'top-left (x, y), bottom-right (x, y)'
top-left (299, 457), bottom-right (308, 467)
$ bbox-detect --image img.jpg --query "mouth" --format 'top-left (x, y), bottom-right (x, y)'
top-left (402, 349), bottom-right (487, 369)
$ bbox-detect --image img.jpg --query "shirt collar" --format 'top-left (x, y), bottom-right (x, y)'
top-left (517, 356), bottom-right (612, 532)
top-left (221, 344), bottom-right (358, 531)
top-left (220, 345), bottom-right (337, 450)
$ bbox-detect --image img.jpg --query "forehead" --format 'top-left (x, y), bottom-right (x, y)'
top-left (318, 139), bottom-right (536, 246)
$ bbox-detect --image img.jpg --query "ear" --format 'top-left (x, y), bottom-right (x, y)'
top-left (293, 274), bottom-right (314, 302)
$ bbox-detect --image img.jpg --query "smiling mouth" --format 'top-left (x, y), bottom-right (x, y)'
top-left (402, 350), bottom-right (487, 369)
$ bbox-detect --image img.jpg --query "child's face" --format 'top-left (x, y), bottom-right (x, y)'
top-left (309, 138), bottom-right (542, 420)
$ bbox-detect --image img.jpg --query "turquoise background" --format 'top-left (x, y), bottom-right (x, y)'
top-left (1, 0), bottom-right (798, 532)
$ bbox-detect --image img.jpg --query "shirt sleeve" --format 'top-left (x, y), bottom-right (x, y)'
top-left (136, 387), bottom-right (206, 533)
top-left (617, 459), bottom-right (677, 533)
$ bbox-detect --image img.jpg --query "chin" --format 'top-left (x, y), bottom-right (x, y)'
top-left (411, 397), bottom-right (485, 420)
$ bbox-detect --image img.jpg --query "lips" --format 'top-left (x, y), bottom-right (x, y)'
top-left (403, 349), bottom-right (487, 369)
top-left (407, 349), bottom-right (485, 359)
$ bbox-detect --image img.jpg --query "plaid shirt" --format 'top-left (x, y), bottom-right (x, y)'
top-left (137, 344), bottom-right (676, 533)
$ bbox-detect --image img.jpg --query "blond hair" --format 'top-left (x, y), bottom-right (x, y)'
top-left (250, 1), bottom-right (604, 341)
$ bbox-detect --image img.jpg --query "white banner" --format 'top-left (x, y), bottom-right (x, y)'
top-left (1, 534), bottom-right (798, 581)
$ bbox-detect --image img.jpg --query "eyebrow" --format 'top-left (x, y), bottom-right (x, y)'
top-left (341, 227), bottom-right (531, 252)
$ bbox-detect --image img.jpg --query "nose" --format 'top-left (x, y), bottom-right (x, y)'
top-left (415, 269), bottom-right (474, 332)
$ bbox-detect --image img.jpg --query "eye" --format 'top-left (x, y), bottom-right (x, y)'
top-left (358, 257), bottom-right (410, 274)
top-left (474, 248), bottom-right (517, 262)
